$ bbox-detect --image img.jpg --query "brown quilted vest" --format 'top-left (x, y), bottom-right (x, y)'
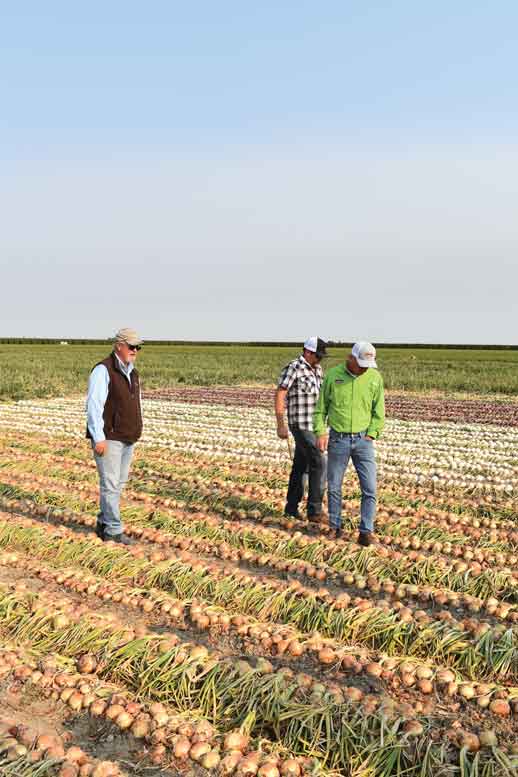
top-left (86, 353), bottom-right (143, 443)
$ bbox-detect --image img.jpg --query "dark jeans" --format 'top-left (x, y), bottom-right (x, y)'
top-left (285, 427), bottom-right (326, 517)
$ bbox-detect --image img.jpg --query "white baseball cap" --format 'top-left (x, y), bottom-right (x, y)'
top-left (352, 341), bottom-right (377, 368)
top-left (303, 337), bottom-right (328, 357)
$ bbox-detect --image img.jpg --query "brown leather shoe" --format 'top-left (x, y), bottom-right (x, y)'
top-left (358, 531), bottom-right (373, 547)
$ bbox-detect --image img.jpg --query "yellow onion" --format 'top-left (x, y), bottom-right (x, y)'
top-left (436, 669), bottom-right (455, 684)
top-left (67, 692), bottom-right (84, 711)
top-left (458, 731), bottom-right (480, 752)
top-left (202, 751), bottom-right (221, 770)
top-left (131, 718), bottom-right (150, 738)
top-left (258, 764), bottom-right (280, 777)
top-left (89, 700), bottom-right (107, 717)
top-left (459, 684), bottom-right (476, 699)
top-left (402, 720), bottom-right (423, 736)
top-left (149, 703), bottom-right (169, 726)
top-left (489, 699), bottom-right (510, 717)
top-left (221, 751), bottom-right (243, 774)
top-left (173, 736), bottom-right (191, 760)
top-left (65, 747), bottom-right (88, 766)
top-left (224, 731), bottom-right (249, 752)
top-left (115, 712), bottom-right (134, 730)
top-left (237, 755), bottom-right (260, 775)
top-left (479, 730), bottom-right (498, 747)
top-left (60, 688), bottom-right (75, 703)
top-left (105, 704), bottom-right (125, 721)
top-left (189, 741), bottom-right (211, 762)
top-left (59, 765), bottom-right (79, 777)
top-left (280, 760), bottom-right (301, 777)
top-left (91, 762), bottom-right (120, 777)
top-left (317, 648), bottom-right (336, 665)
top-left (77, 655), bottom-right (97, 674)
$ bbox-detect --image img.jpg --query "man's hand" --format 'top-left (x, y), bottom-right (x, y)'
top-left (276, 419), bottom-right (289, 440)
top-left (365, 435), bottom-right (374, 441)
top-left (317, 434), bottom-right (328, 452)
top-left (94, 441), bottom-right (107, 456)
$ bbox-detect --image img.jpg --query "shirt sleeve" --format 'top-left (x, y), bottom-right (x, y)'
top-left (313, 373), bottom-right (331, 435)
top-left (278, 362), bottom-right (297, 390)
top-left (86, 365), bottom-right (110, 443)
top-left (367, 375), bottom-right (385, 440)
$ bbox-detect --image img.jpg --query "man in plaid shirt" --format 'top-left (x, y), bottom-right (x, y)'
top-left (275, 337), bottom-right (328, 521)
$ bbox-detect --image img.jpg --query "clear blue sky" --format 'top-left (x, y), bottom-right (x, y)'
top-left (2, 2), bottom-right (517, 342)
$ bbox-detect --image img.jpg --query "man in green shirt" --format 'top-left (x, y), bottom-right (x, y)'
top-left (314, 342), bottom-right (384, 545)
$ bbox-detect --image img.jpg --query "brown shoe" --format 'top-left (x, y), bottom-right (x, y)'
top-left (358, 531), bottom-right (373, 547)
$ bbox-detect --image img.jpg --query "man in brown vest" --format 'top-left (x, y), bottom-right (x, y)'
top-left (86, 328), bottom-right (143, 544)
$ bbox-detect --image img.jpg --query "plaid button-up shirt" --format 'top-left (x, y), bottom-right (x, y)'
top-left (278, 355), bottom-right (324, 431)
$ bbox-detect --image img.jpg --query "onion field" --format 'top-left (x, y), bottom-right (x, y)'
top-left (0, 388), bottom-right (516, 777)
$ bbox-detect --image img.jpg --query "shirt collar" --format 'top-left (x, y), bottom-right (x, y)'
top-left (298, 354), bottom-right (323, 380)
top-left (300, 354), bottom-right (317, 372)
top-left (115, 352), bottom-right (133, 376)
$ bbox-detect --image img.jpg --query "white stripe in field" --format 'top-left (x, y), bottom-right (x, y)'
top-left (0, 398), bottom-right (516, 493)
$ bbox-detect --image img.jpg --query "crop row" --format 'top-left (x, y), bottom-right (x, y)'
top-left (0, 581), bottom-right (462, 773)
top-left (1, 399), bottom-right (516, 492)
top-left (5, 449), bottom-right (518, 561)
top-left (0, 566), bottom-right (516, 773)
top-left (141, 386), bottom-right (518, 428)
top-left (0, 641), bottom-right (318, 777)
top-left (1, 504), bottom-right (518, 684)
top-left (3, 474), bottom-right (517, 633)
top-left (3, 443), bottom-right (517, 549)
top-left (2, 538), bottom-right (518, 723)
top-left (1, 471), bottom-right (517, 606)
top-left (1, 431), bottom-right (515, 527)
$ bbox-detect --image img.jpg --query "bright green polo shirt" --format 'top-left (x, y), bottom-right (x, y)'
top-left (313, 363), bottom-right (385, 439)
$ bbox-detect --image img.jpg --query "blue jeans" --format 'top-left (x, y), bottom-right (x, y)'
top-left (327, 429), bottom-right (377, 533)
top-left (92, 440), bottom-right (134, 536)
top-left (286, 427), bottom-right (327, 517)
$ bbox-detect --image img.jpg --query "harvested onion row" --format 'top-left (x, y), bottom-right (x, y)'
top-left (2, 471), bottom-right (517, 607)
top-left (0, 508), bottom-right (517, 684)
top-left (0, 711), bottom-right (127, 777)
top-left (4, 455), bottom-right (518, 564)
top-left (0, 583), bottom-right (494, 773)
top-left (0, 645), bottom-right (316, 776)
top-left (2, 431), bottom-right (515, 530)
top-left (2, 469), bottom-right (518, 612)
top-left (3, 546), bottom-right (516, 715)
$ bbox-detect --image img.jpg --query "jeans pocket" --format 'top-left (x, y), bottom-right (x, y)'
top-left (328, 429), bottom-right (338, 445)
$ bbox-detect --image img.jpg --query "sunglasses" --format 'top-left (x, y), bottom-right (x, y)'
top-left (127, 344), bottom-right (141, 352)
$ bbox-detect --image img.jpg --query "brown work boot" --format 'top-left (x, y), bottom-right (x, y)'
top-left (358, 531), bottom-right (373, 547)
top-left (104, 532), bottom-right (134, 546)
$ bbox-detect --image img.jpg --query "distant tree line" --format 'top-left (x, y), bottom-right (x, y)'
top-left (0, 338), bottom-right (516, 350)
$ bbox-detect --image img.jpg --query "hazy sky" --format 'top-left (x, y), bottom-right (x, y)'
top-left (2, 2), bottom-right (517, 343)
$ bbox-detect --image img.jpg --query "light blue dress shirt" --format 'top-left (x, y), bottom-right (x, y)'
top-left (86, 355), bottom-right (134, 443)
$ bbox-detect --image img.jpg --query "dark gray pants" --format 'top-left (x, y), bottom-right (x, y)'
top-left (285, 427), bottom-right (326, 517)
